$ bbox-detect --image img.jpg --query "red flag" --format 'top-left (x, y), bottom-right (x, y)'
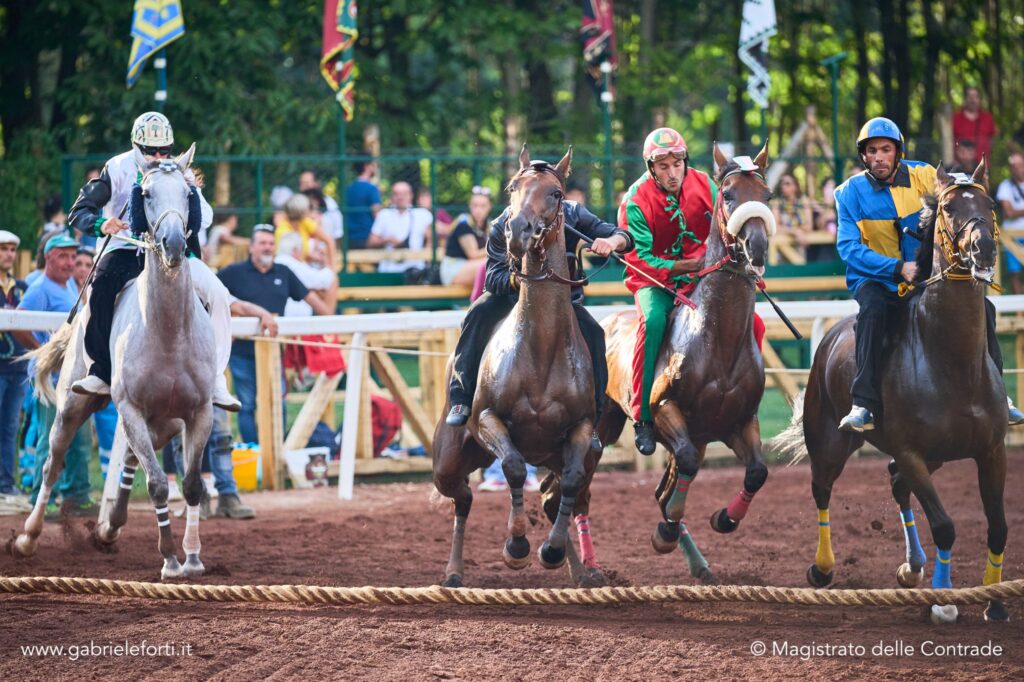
top-left (320, 0), bottom-right (358, 121)
top-left (580, 0), bottom-right (617, 95)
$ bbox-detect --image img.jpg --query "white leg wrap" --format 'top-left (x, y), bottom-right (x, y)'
top-left (183, 504), bottom-right (202, 555)
top-left (188, 258), bottom-right (233, 377)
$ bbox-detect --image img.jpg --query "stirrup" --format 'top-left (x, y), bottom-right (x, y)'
top-left (71, 375), bottom-right (110, 397)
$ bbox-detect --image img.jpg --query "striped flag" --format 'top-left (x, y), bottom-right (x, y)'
top-left (126, 0), bottom-right (186, 88)
top-left (738, 0), bottom-right (777, 109)
top-left (320, 0), bottom-right (359, 121)
top-left (580, 0), bottom-right (617, 97)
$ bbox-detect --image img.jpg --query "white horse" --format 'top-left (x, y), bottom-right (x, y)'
top-left (14, 145), bottom-right (216, 580)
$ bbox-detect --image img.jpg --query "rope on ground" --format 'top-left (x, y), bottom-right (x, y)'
top-left (2, 576), bottom-right (1023, 608)
top-left (237, 336), bottom-right (451, 357)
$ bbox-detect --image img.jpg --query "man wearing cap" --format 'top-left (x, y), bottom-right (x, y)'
top-left (65, 111), bottom-right (240, 413)
top-left (11, 234), bottom-right (95, 516)
top-left (835, 116), bottom-right (1024, 431)
top-left (0, 230), bottom-right (29, 502)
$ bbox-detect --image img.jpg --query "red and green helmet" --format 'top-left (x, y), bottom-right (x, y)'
top-left (643, 127), bottom-right (688, 164)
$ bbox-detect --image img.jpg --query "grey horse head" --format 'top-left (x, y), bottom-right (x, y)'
top-left (132, 142), bottom-right (196, 269)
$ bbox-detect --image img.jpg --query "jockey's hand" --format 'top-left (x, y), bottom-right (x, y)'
top-left (900, 262), bottom-right (918, 282)
top-left (589, 235), bottom-right (627, 257)
top-left (258, 312), bottom-right (279, 337)
top-left (670, 258), bottom-right (703, 275)
top-left (100, 217), bottom-right (128, 236)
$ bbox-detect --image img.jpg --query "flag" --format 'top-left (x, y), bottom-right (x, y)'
top-left (126, 0), bottom-right (186, 88)
top-left (580, 0), bottom-right (617, 97)
top-left (738, 0), bottom-right (777, 109)
top-left (320, 0), bottom-right (359, 121)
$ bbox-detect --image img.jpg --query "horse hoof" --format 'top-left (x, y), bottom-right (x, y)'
top-left (12, 534), bottom-right (37, 558)
top-left (984, 601), bottom-right (1010, 623)
top-left (896, 562), bottom-right (924, 588)
top-left (442, 574), bottom-right (463, 589)
top-left (696, 566), bottom-right (718, 585)
top-left (502, 536), bottom-right (531, 570)
top-left (576, 568), bottom-right (607, 588)
top-left (93, 523), bottom-right (120, 546)
top-left (930, 604), bottom-right (958, 625)
top-left (183, 555), bottom-right (205, 577)
top-left (651, 522), bottom-right (679, 554)
top-left (161, 557), bottom-right (184, 580)
top-left (710, 509), bottom-right (740, 534)
top-left (538, 542), bottom-right (566, 569)
top-left (807, 564), bottom-right (833, 588)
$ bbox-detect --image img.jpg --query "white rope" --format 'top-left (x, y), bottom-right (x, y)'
top-left (238, 335), bottom-right (451, 357)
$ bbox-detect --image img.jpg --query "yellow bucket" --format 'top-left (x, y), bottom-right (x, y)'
top-left (231, 445), bottom-right (262, 492)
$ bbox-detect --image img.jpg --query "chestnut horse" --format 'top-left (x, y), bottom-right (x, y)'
top-left (776, 159), bottom-right (1009, 624)
top-left (432, 146), bottom-right (604, 588)
top-left (596, 144), bottom-right (776, 583)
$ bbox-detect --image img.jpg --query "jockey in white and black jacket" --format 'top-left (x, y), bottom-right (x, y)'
top-left (66, 112), bottom-right (240, 412)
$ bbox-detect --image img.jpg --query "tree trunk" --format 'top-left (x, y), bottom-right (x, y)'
top-left (919, 0), bottom-right (944, 141)
top-left (852, 2), bottom-right (869, 128)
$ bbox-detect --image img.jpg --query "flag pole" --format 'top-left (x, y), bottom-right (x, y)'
top-left (154, 48), bottom-right (167, 111)
top-left (338, 100), bottom-right (348, 271)
top-left (600, 60), bottom-right (614, 222)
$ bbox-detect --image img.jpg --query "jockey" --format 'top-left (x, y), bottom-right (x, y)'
top-left (444, 178), bottom-right (634, 447)
top-left (620, 128), bottom-right (766, 456)
top-left (66, 112), bottom-right (240, 412)
top-left (836, 116), bottom-right (1024, 431)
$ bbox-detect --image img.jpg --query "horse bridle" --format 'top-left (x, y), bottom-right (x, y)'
top-left (697, 166), bottom-right (772, 280)
top-left (139, 162), bottom-right (193, 243)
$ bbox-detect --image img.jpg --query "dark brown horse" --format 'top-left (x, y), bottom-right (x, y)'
top-left (596, 144), bottom-right (775, 583)
top-left (432, 145), bottom-right (604, 588)
top-left (777, 159), bottom-right (1009, 624)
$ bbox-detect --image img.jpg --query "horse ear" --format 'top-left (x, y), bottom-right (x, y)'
top-left (713, 142), bottom-right (728, 174)
top-left (753, 140), bottom-right (769, 171)
top-left (555, 146), bottom-right (573, 179)
top-left (133, 145), bottom-right (150, 172)
top-left (175, 142), bottom-right (196, 171)
top-left (519, 144), bottom-right (530, 170)
top-left (971, 154), bottom-right (989, 189)
top-left (936, 161), bottom-right (950, 187)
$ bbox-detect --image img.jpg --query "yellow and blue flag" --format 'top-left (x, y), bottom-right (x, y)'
top-left (127, 0), bottom-right (186, 88)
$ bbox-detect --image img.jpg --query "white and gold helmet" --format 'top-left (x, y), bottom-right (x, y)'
top-left (131, 112), bottom-right (174, 149)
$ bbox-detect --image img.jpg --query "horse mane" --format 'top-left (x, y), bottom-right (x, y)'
top-left (715, 160), bottom-right (741, 184)
top-left (913, 193), bottom-right (938, 283)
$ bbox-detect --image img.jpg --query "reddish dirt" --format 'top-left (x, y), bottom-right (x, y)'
top-left (1, 452), bottom-right (1023, 680)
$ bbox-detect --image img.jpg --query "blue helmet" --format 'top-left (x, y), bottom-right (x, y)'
top-left (856, 117), bottom-right (904, 158)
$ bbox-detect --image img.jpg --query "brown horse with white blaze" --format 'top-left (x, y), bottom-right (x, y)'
top-left (597, 144), bottom-right (775, 583)
top-left (432, 145), bottom-right (604, 588)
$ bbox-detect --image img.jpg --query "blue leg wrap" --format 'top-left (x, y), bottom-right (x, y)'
top-left (932, 548), bottom-right (952, 589)
top-left (899, 508), bottom-right (927, 570)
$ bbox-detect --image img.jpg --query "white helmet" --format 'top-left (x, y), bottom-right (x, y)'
top-left (131, 112), bottom-right (174, 148)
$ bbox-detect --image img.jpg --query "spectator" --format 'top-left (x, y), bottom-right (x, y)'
top-left (0, 231), bottom-right (28, 501)
top-left (367, 181), bottom-right (433, 273)
top-left (26, 233), bottom-right (62, 287)
top-left (299, 169), bottom-right (344, 244)
top-left (72, 246), bottom-right (94, 292)
top-left (948, 140), bottom-right (978, 174)
top-left (441, 186), bottom-right (491, 286)
top-left (276, 232), bottom-right (336, 317)
top-left (277, 193), bottom-right (337, 268)
top-left (809, 177), bottom-right (838, 262)
top-left (953, 86), bottom-right (997, 165)
top-left (11, 234), bottom-right (94, 516)
top-left (771, 173), bottom-right (814, 260)
top-left (203, 210), bottom-right (248, 265)
top-left (997, 148), bottom-right (1024, 294)
top-left (269, 185), bottom-right (294, 228)
top-left (41, 195), bottom-right (66, 239)
top-left (84, 167), bottom-right (102, 183)
top-left (566, 182), bottom-right (588, 206)
top-left (344, 157), bottom-right (382, 249)
top-left (217, 225), bottom-right (334, 443)
top-left (416, 187), bottom-right (452, 239)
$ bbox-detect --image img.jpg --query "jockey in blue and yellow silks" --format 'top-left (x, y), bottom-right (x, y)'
top-left (835, 117), bottom-right (1024, 431)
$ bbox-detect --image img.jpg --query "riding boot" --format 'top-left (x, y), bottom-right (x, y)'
top-left (82, 248), bottom-right (144, 386)
top-left (634, 421), bottom-right (656, 455)
top-left (446, 292), bottom-right (515, 425)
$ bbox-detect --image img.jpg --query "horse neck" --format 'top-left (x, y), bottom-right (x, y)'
top-left (515, 228), bottom-right (575, 342)
top-left (917, 252), bottom-right (989, 367)
top-left (688, 221), bottom-right (756, 347)
top-left (139, 249), bottom-right (195, 339)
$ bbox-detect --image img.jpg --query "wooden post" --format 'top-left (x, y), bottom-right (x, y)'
top-left (254, 338), bottom-right (284, 490)
top-left (338, 332), bottom-right (367, 500)
top-left (282, 371), bottom-right (344, 452)
top-left (356, 347), bottom-right (374, 459)
top-left (761, 341), bottom-right (801, 403)
top-left (370, 350), bottom-right (434, 450)
top-left (1016, 329), bottom-right (1024, 411)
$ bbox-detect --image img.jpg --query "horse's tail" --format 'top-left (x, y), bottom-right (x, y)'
top-left (768, 388), bottom-right (808, 465)
top-left (28, 323), bottom-right (74, 406)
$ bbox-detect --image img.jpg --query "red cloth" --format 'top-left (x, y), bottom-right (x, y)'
top-left (953, 108), bottom-right (997, 163)
top-left (371, 395), bottom-right (402, 456)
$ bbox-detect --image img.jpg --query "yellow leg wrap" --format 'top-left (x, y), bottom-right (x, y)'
top-left (815, 509), bottom-right (835, 574)
top-left (983, 551), bottom-right (1004, 586)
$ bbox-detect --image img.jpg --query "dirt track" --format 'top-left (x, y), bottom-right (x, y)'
top-left (2, 452), bottom-right (1023, 680)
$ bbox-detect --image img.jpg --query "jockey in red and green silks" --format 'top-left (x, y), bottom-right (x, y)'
top-left (619, 128), bottom-right (765, 454)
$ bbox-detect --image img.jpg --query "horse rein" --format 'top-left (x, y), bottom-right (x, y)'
top-left (898, 181), bottom-right (1001, 298)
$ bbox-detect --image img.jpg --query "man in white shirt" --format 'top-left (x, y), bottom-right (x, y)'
top-left (367, 181), bottom-right (433, 273)
top-left (275, 232), bottom-right (336, 316)
top-left (997, 149), bottom-right (1024, 294)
